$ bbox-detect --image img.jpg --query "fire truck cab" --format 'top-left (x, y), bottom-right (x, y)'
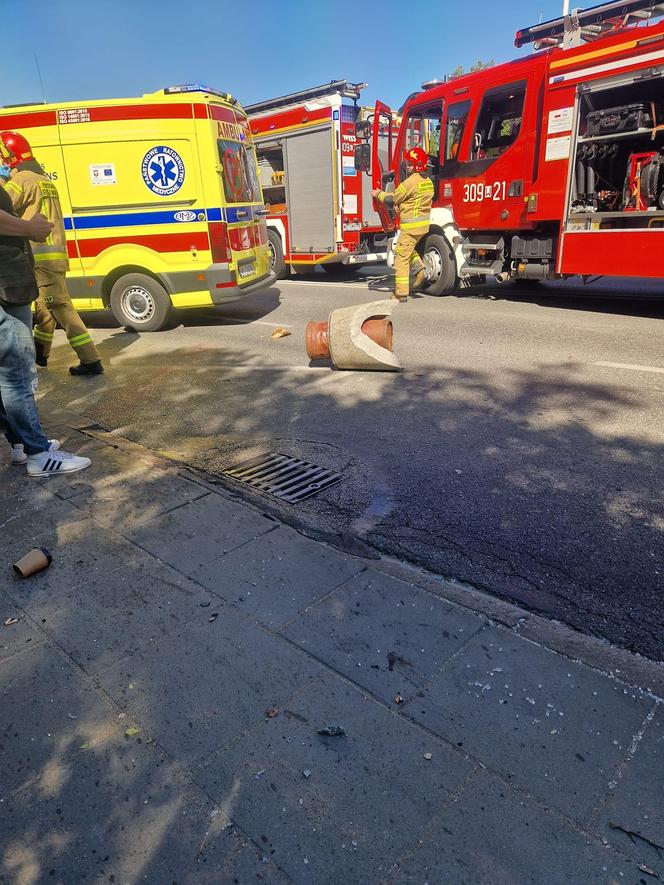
top-left (358, 0), bottom-right (664, 293)
top-left (246, 81), bottom-right (392, 278)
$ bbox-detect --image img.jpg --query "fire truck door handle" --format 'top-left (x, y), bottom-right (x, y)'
top-left (508, 180), bottom-right (524, 197)
top-left (255, 208), bottom-right (269, 216)
top-left (236, 210), bottom-right (249, 219)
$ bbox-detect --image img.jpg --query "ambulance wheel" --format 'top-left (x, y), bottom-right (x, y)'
top-left (421, 233), bottom-right (457, 296)
top-left (267, 229), bottom-right (288, 280)
top-left (110, 273), bottom-right (172, 332)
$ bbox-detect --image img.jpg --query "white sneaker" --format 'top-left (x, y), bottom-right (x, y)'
top-left (10, 439), bottom-right (60, 466)
top-left (27, 447), bottom-right (91, 477)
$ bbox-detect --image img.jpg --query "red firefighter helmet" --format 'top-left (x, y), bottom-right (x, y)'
top-left (403, 146), bottom-right (428, 173)
top-left (0, 131), bottom-right (34, 168)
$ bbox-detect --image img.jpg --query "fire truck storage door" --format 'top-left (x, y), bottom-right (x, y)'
top-left (283, 128), bottom-right (335, 253)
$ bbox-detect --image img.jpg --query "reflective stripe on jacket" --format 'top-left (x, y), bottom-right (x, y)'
top-left (376, 172), bottom-right (434, 234)
top-left (3, 165), bottom-right (69, 272)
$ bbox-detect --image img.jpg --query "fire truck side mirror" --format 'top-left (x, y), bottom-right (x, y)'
top-left (354, 143), bottom-right (371, 173)
top-left (355, 120), bottom-right (372, 140)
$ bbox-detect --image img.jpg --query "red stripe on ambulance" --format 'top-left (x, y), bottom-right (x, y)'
top-left (75, 231), bottom-right (210, 258)
top-left (0, 110), bottom-right (57, 130)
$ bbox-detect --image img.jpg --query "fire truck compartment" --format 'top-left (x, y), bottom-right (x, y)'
top-left (567, 75), bottom-right (664, 225)
top-left (259, 129), bottom-right (335, 254)
top-left (561, 71), bottom-right (664, 275)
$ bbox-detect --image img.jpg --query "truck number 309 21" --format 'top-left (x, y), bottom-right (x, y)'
top-left (463, 181), bottom-right (506, 203)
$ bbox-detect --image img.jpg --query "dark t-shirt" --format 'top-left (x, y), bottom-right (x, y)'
top-left (0, 184), bottom-right (37, 305)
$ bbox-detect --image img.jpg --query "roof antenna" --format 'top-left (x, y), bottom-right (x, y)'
top-left (34, 54), bottom-right (47, 103)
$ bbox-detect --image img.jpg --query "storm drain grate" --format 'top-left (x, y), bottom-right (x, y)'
top-left (223, 453), bottom-right (344, 503)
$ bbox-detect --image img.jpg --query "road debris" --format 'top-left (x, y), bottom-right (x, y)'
top-left (13, 546), bottom-right (52, 578)
top-left (271, 326), bottom-right (291, 340)
top-left (394, 693), bottom-right (404, 705)
top-left (387, 651), bottom-right (412, 671)
top-left (317, 725), bottom-right (346, 737)
top-left (254, 770), bottom-right (265, 779)
top-left (423, 753), bottom-right (433, 760)
top-left (208, 613), bottom-right (219, 623)
top-left (3, 617), bottom-right (19, 626)
top-left (303, 769), bottom-right (312, 778)
top-left (124, 727), bottom-right (141, 738)
top-left (265, 707), bottom-right (279, 719)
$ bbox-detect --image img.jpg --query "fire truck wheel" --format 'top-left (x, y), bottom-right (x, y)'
top-left (267, 230), bottom-right (288, 279)
top-left (421, 233), bottom-right (457, 296)
top-left (110, 273), bottom-right (173, 332)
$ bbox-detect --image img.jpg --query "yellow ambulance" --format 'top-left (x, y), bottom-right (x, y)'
top-left (0, 85), bottom-right (274, 330)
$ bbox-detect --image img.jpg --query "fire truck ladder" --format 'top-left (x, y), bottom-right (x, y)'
top-left (245, 81), bottom-right (366, 115)
top-left (515, 0), bottom-right (664, 50)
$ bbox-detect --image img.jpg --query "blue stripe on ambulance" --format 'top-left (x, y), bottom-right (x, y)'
top-left (63, 206), bottom-right (260, 230)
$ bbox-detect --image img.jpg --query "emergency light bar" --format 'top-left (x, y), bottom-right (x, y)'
top-left (245, 81), bottom-right (366, 115)
top-left (515, 0), bottom-right (664, 47)
top-left (164, 84), bottom-right (238, 103)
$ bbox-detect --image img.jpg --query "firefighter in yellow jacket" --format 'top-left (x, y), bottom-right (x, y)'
top-left (0, 131), bottom-right (104, 375)
top-left (373, 146), bottom-right (434, 302)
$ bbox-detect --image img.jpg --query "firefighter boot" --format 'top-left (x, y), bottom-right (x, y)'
top-left (412, 268), bottom-right (426, 290)
top-left (34, 340), bottom-right (48, 368)
top-left (69, 360), bottom-right (104, 376)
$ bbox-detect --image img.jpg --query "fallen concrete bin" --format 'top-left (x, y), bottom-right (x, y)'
top-left (305, 300), bottom-right (401, 371)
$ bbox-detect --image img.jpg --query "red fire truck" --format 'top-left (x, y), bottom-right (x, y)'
top-left (356, 0), bottom-right (664, 293)
top-left (246, 81), bottom-right (392, 278)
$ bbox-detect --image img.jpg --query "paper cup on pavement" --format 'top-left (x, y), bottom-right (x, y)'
top-left (13, 547), bottom-right (52, 578)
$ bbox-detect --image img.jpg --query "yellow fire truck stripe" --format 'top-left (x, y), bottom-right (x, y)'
top-left (550, 37), bottom-right (638, 70)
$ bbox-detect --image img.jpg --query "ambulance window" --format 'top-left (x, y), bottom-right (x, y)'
top-left (444, 100), bottom-right (471, 162)
top-left (471, 82), bottom-right (526, 160)
top-left (217, 139), bottom-right (261, 203)
top-left (403, 105), bottom-right (443, 174)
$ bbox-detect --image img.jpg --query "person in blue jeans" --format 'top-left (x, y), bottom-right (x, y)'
top-left (0, 176), bottom-right (91, 477)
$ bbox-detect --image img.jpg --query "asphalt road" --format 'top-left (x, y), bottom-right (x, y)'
top-left (38, 269), bottom-right (664, 661)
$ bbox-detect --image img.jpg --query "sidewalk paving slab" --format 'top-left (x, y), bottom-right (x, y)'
top-left (594, 702), bottom-right (664, 876)
top-left (385, 770), bottom-right (644, 884)
top-left (65, 469), bottom-right (208, 532)
top-left (402, 624), bottom-right (655, 825)
top-left (0, 590), bottom-right (46, 664)
top-left (125, 492), bottom-right (277, 571)
top-left (0, 644), bottom-right (120, 799)
top-left (3, 517), bottom-right (145, 615)
top-left (20, 557), bottom-right (216, 676)
top-left (192, 524), bottom-right (365, 628)
top-left (1, 710), bottom-right (288, 884)
top-left (94, 607), bottom-right (326, 767)
top-left (283, 568), bottom-right (486, 706)
top-left (193, 671), bottom-right (475, 883)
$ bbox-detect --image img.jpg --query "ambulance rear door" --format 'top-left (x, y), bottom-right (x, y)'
top-left (210, 105), bottom-right (270, 284)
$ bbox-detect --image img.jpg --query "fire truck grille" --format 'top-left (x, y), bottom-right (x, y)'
top-left (223, 453), bottom-right (344, 503)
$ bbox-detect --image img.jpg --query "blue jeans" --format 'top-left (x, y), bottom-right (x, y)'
top-left (0, 302), bottom-right (49, 454)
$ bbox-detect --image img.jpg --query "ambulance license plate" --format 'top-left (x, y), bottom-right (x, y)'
top-left (238, 262), bottom-right (255, 279)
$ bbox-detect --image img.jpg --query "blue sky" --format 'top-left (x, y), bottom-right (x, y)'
top-left (2, 0), bottom-right (566, 111)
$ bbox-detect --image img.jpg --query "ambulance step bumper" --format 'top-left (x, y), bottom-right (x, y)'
top-left (161, 266), bottom-right (277, 305)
